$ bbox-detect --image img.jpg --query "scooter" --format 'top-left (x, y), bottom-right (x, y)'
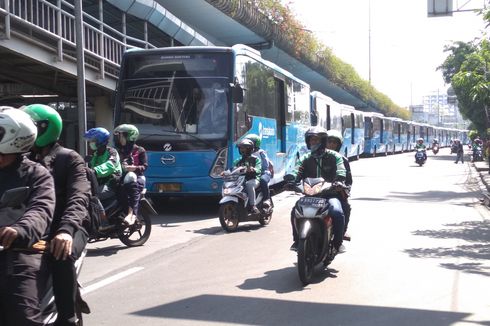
top-left (472, 146), bottom-right (483, 162)
top-left (89, 188), bottom-right (156, 247)
top-left (218, 166), bottom-right (273, 232)
top-left (415, 149), bottom-right (426, 166)
top-left (284, 175), bottom-right (340, 286)
top-left (0, 187), bottom-right (88, 325)
top-left (432, 143), bottom-right (439, 155)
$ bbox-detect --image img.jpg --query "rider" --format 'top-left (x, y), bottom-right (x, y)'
top-left (23, 104), bottom-right (91, 326)
top-left (288, 126), bottom-right (347, 254)
top-left (113, 124), bottom-right (148, 225)
top-left (472, 136), bottom-right (483, 161)
top-left (325, 129), bottom-right (352, 238)
top-left (233, 138), bottom-right (262, 214)
top-left (415, 138), bottom-right (427, 161)
top-left (244, 133), bottom-right (273, 207)
top-left (0, 106), bottom-right (55, 325)
top-left (84, 127), bottom-right (122, 200)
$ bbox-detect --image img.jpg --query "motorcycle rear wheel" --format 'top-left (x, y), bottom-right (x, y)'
top-left (219, 202), bottom-right (240, 232)
top-left (118, 208), bottom-right (152, 247)
top-left (298, 235), bottom-right (316, 285)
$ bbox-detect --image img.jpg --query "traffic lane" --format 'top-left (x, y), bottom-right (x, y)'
top-left (82, 190), bottom-right (489, 325)
top-left (80, 196), bottom-right (224, 286)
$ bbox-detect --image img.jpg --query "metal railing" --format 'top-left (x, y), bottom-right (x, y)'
top-left (0, 0), bottom-right (156, 80)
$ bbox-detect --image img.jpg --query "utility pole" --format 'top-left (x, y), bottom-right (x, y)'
top-left (368, 0), bottom-right (372, 84)
top-left (75, 0), bottom-right (87, 157)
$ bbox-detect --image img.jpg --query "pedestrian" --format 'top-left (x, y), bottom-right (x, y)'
top-left (454, 139), bottom-right (464, 164)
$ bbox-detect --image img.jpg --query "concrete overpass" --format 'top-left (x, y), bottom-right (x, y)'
top-left (0, 0), bottom-right (373, 149)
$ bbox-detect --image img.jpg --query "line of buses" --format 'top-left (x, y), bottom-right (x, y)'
top-left (113, 44), bottom-right (468, 197)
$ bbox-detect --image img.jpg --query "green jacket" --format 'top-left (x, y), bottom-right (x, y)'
top-left (89, 146), bottom-right (122, 186)
top-left (233, 155), bottom-right (262, 181)
top-left (292, 149), bottom-right (346, 183)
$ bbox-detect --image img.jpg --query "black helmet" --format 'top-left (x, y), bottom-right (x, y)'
top-left (305, 126), bottom-right (328, 151)
top-left (237, 138), bottom-right (254, 157)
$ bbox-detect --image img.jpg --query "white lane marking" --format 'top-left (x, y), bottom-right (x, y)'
top-left (82, 267), bottom-right (144, 295)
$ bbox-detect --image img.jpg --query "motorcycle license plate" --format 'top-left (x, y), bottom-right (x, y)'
top-left (299, 197), bottom-right (326, 208)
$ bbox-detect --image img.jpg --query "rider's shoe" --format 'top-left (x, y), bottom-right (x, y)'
top-left (124, 214), bottom-right (136, 226)
top-left (250, 205), bottom-right (260, 214)
top-left (289, 241), bottom-right (298, 251)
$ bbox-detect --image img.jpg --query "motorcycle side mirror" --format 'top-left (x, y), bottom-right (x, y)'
top-left (0, 187), bottom-right (30, 209)
top-left (283, 174), bottom-right (295, 182)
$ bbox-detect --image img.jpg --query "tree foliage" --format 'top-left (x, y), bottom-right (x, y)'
top-left (438, 8), bottom-right (490, 134)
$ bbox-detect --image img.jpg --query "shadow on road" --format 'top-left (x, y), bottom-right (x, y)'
top-left (237, 264), bottom-right (338, 294)
top-left (405, 220), bottom-right (490, 276)
top-left (130, 294), bottom-right (479, 326)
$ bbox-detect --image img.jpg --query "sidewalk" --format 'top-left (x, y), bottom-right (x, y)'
top-left (472, 159), bottom-right (490, 206)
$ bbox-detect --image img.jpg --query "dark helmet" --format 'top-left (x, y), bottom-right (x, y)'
top-left (244, 133), bottom-right (261, 150)
top-left (237, 138), bottom-right (254, 157)
top-left (326, 129), bottom-right (343, 152)
top-left (305, 126), bottom-right (328, 150)
top-left (84, 127), bottom-right (110, 147)
top-left (22, 104), bottom-right (62, 147)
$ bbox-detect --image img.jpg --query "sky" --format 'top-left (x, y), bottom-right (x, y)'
top-left (286, 0), bottom-right (487, 107)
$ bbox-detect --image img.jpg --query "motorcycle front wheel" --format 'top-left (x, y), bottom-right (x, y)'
top-left (118, 209), bottom-right (152, 247)
top-left (298, 235), bottom-right (316, 285)
top-left (219, 202), bottom-right (240, 232)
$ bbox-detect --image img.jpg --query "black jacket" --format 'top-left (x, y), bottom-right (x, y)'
top-left (0, 156), bottom-right (55, 248)
top-left (31, 144), bottom-right (91, 238)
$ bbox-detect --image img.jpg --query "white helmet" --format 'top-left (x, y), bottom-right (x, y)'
top-left (0, 106), bottom-right (37, 154)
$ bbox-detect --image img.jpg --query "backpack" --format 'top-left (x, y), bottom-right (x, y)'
top-left (54, 148), bottom-right (103, 237)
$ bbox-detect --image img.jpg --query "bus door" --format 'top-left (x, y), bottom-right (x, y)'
top-left (275, 77), bottom-right (286, 155)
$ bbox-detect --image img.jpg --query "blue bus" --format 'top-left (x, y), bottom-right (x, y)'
top-left (113, 44), bottom-right (311, 197)
top-left (310, 91), bottom-right (364, 159)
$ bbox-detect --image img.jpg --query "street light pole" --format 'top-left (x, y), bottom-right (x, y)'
top-left (75, 0), bottom-right (87, 157)
top-left (368, 0), bottom-right (372, 84)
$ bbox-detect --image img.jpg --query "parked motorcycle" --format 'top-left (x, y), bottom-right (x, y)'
top-left (0, 187), bottom-right (87, 325)
top-left (472, 146), bottom-right (483, 162)
top-left (218, 166), bottom-right (273, 232)
top-left (415, 149), bottom-right (426, 166)
top-left (89, 188), bottom-right (156, 246)
top-left (285, 175), bottom-right (340, 286)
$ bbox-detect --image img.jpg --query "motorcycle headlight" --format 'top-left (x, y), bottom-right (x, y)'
top-left (304, 183), bottom-right (323, 196)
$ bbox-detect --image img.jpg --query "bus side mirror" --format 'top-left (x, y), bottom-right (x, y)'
top-left (231, 82), bottom-right (243, 103)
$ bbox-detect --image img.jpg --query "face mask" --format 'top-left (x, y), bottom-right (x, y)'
top-left (310, 143), bottom-right (321, 152)
top-left (89, 142), bottom-right (98, 151)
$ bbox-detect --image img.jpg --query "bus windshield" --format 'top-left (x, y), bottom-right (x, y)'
top-left (119, 77), bottom-right (229, 135)
top-left (116, 52), bottom-right (232, 149)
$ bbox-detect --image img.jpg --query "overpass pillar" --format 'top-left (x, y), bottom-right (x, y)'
top-left (94, 96), bottom-right (113, 130)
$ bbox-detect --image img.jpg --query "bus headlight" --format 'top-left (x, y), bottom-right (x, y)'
top-left (210, 147), bottom-right (228, 178)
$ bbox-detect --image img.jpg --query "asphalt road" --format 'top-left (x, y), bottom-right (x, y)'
top-left (80, 148), bottom-right (490, 326)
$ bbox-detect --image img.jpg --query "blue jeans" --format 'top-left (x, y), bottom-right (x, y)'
top-left (291, 197), bottom-right (345, 250)
top-left (260, 173), bottom-right (271, 200)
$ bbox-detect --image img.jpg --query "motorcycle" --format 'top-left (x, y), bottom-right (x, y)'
top-left (415, 149), bottom-right (426, 166)
top-left (472, 146), bottom-right (483, 162)
top-left (284, 175), bottom-right (340, 286)
top-left (218, 166), bottom-right (273, 232)
top-left (432, 143), bottom-right (439, 155)
top-left (0, 187), bottom-right (88, 325)
top-left (89, 188), bottom-right (156, 246)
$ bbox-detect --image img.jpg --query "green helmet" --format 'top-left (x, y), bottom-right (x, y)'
top-left (245, 133), bottom-right (261, 149)
top-left (22, 104), bottom-right (62, 147)
top-left (114, 124), bottom-right (139, 141)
